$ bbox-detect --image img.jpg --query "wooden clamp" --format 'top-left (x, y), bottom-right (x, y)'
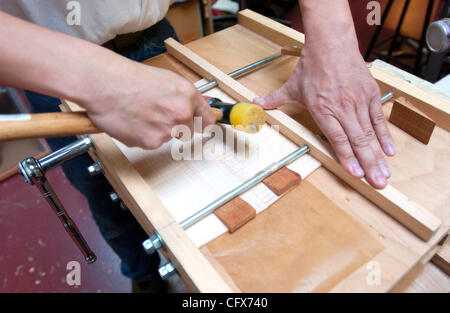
top-left (164, 35), bottom-right (441, 241)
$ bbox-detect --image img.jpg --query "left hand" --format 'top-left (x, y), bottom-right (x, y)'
top-left (253, 39), bottom-right (395, 189)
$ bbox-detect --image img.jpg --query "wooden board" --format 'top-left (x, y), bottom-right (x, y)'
top-left (166, 0), bottom-right (203, 44)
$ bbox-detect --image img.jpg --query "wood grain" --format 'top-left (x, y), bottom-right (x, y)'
top-left (204, 181), bottom-right (385, 292)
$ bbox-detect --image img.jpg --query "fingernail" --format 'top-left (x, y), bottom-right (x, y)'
top-left (253, 97), bottom-right (265, 105)
top-left (383, 142), bottom-right (396, 156)
top-left (379, 162), bottom-right (391, 178)
top-left (374, 170), bottom-right (387, 186)
top-left (351, 162), bottom-right (364, 177)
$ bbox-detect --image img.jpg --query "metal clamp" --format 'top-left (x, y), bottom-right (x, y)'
top-left (19, 137), bottom-right (97, 263)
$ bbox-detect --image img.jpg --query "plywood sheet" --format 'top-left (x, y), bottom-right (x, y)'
top-left (203, 181), bottom-right (385, 292)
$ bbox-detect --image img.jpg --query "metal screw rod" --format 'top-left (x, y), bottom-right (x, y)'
top-left (381, 92), bottom-right (394, 104)
top-left (179, 145), bottom-right (310, 230)
top-left (197, 52), bottom-right (283, 93)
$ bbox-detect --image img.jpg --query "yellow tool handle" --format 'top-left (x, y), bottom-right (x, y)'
top-left (0, 108), bottom-right (225, 142)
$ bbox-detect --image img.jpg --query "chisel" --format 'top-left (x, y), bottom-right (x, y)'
top-left (0, 96), bottom-right (265, 142)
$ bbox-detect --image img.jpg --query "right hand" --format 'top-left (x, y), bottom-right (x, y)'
top-left (80, 57), bottom-right (215, 149)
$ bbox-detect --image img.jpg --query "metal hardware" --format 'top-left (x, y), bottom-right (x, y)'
top-left (87, 161), bottom-right (103, 176)
top-left (381, 92), bottom-right (394, 104)
top-left (158, 262), bottom-right (176, 280)
top-left (142, 232), bottom-right (163, 255)
top-left (197, 51), bottom-right (283, 93)
top-left (426, 18), bottom-right (450, 53)
top-left (109, 192), bottom-right (120, 202)
top-left (19, 137), bottom-right (97, 263)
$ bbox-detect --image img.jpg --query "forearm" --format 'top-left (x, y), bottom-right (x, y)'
top-left (298, 0), bottom-right (359, 50)
top-left (0, 11), bottom-right (125, 109)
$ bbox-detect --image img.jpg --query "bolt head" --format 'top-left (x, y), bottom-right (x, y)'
top-left (158, 262), bottom-right (176, 280)
top-left (109, 192), bottom-right (119, 202)
top-left (142, 234), bottom-right (162, 255)
top-left (87, 162), bottom-right (102, 176)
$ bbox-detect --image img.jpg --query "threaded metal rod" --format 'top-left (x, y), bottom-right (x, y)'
top-left (197, 52), bottom-right (283, 93)
top-left (179, 145), bottom-right (310, 229)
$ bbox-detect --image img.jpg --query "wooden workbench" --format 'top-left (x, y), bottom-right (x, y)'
top-left (64, 10), bottom-right (449, 292)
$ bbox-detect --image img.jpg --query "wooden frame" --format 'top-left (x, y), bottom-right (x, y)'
top-left (165, 37), bottom-right (441, 241)
top-left (62, 9), bottom-right (449, 292)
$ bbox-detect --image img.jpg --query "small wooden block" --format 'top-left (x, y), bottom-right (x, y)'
top-left (431, 236), bottom-right (450, 275)
top-left (214, 197), bottom-right (256, 233)
top-left (389, 97), bottom-right (436, 144)
top-left (263, 167), bottom-right (301, 196)
top-left (281, 45), bottom-right (302, 57)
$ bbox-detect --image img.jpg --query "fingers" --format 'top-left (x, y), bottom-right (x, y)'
top-left (193, 92), bottom-right (216, 129)
top-left (337, 108), bottom-right (387, 189)
top-left (313, 114), bottom-right (365, 178)
top-left (253, 83), bottom-right (300, 109)
top-left (356, 104), bottom-right (391, 178)
top-left (369, 96), bottom-right (396, 156)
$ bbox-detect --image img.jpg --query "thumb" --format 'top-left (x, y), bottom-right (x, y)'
top-left (253, 83), bottom-right (300, 110)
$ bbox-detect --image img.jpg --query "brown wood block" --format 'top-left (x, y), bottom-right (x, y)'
top-left (214, 197), bottom-right (256, 233)
top-left (431, 236), bottom-right (450, 275)
top-left (389, 97), bottom-right (436, 144)
top-left (281, 45), bottom-right (302, 57)
top-left (263, 167), bottom-right (301, 196)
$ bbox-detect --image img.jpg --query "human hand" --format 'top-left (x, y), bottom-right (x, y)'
top-left (254, 39), bottom-right (395, 189)
top-left (80, 58), bottom-right (215, 149)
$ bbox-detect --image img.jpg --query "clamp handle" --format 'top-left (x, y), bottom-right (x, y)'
top-left (19, 137), bottom-right (97, 263)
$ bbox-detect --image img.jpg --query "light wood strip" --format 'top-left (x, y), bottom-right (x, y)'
top-left (238, 9), bottom-right (305, 49)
